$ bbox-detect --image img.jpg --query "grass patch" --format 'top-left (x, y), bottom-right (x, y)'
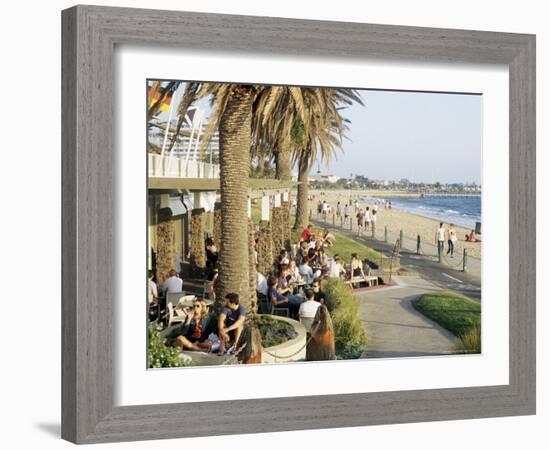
top-left (325, 229), bottom-right (385, 262)
top-left (414, 291), bottom-right (481, 347)
top-left (323, 278), bottom-right (368, 359)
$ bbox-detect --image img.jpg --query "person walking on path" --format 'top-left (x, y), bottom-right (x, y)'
top-left (356, 208), bottom-right (365, 236)
top-left (343, 204), bottom-right (350, 225)
top-left (365, 206), bottom-right (371, 232)
top-left (436, 222), bottom-right (446, 257)
top-left (447, 223), bottom-right (458, 257)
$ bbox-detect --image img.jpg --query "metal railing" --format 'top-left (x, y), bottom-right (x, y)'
top-left (148, 153), bottom-right (220, 179)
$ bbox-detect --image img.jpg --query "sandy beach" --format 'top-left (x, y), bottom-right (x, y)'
top-left (305, 189), bottom-right (482, 258)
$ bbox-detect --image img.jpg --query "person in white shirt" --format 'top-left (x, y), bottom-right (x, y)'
top-left (298, 260), bottom-right (314, 286)
top-left (256, 271), bottom-right (268, 297)
top-left (365, 206), bottom-right (371, 232)
top-left (299, 289), bottom-right (321, 319)
top-left (329, 255), bottom-right (345, 278)
top-left (163, 269), bottom-right (183, 293)
top-left (436, 222), bottom-right (446, 256)
top-left (447, 223), bottom-right (458, 257)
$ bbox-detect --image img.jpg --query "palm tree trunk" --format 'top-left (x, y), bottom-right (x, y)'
top-left (155, 217), bottom-right (175, 284)
top-left (217, 86), bottom-right (255, 310)
top-left (293, 151), bottom-right (310, 232)
top-left (248, 219), bottom-right (258, 311)
top-left (213, 202), bottom-right (222, 247)
top-left (275, 144), bottom-right (292, 181)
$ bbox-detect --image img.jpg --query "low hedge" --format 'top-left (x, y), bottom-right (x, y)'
top-left (323, 278), bottom-right (368, 359)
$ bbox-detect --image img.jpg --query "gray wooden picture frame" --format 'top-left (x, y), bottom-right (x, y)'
top-left (61, 5), bottom-right (536, 444)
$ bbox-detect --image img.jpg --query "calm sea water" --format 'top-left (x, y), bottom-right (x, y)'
top-left (364, 195), bottom-right (481, 229)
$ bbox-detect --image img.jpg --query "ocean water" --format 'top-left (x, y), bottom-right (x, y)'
top-left (363, 195), bottom-right (481, 230)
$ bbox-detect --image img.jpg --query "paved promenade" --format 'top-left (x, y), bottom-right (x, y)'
top-left (358, 276), bottom-right (461, 358)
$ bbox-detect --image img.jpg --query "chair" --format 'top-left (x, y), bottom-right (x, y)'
top-left (271, 302), bottom-right (290, 317)
top-left (165, 302), bottom-right (187, 328)
top-left (257, 292), bottom-right (270, 314)
top-left (203, 280), bottom-right (213, 300)
top-left (166, 291), bottom-right (195, 307)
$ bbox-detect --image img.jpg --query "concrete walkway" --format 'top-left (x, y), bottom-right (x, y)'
top-left (358, 276), bottom-right (461, 359)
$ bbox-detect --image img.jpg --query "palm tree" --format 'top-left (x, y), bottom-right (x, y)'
top-left (251, 87), bottom-right (363, 232)
top-left (292, 88), bottom-right (364, 231)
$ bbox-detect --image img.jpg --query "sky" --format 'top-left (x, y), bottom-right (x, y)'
top-left (320, 90), bottom-right (482, 184)
top-left (150, 82), bottom-right (482, 184)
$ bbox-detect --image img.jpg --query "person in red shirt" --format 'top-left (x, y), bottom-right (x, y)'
top-left (300, 224), bottom-right (313, 242)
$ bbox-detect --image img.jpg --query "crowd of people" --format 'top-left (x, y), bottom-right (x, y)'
top-left (148, 212), bottom-right (374, 358)
top-left (317, 198), bottom-right (385, 237)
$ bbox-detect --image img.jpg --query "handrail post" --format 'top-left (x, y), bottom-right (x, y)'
top-left (463, 248), bottom-right (468, 272)
top-left (384, 226), bottom-right (388, 243)
top-left (416, 234), bottom-right (421, 255)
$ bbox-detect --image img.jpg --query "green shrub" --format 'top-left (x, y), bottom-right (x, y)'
top-left (148, 324), bottom-right (191, 368)
top-left (323, 278), bottom-right (368, 359)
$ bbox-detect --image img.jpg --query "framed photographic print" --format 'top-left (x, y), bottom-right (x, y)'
top-left (61, 5), bottom-right (536, 444)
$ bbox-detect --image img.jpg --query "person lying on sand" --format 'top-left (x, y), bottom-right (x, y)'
top-left (465, 230), bottom-right (481, 242)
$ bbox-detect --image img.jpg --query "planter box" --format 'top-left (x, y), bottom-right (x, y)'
top-left (261, 315), bottom-right (307, 364)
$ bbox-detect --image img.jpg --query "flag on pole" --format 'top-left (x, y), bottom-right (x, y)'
top-left (148, 89), bottom-right (173, 114)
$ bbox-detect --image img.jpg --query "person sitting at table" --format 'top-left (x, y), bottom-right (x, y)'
top-left (268, 276), bottom-right (304, 317)
top-left (299, 288), bottom-right (322, 324)
top-left (217, 293), bottom-right (247, 355)
top-left (287, 259), bottom-right (304, 284)
top-left (278, 249), bottom-right (290, 267)
top-left (299, 258), bottom-right (314, 286)
top-left (311, 281), bottom-right (326, 304)
top-left (175, 300), bottom-right (214, 352)
top-left (298, 241), bottom-right (309, 265)
top-left (277, 264), bottom-right (293, 295)
top-left (163, 269), bottom-right (183, 293)
top-left (317, 248), bottom-right (329, 276)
